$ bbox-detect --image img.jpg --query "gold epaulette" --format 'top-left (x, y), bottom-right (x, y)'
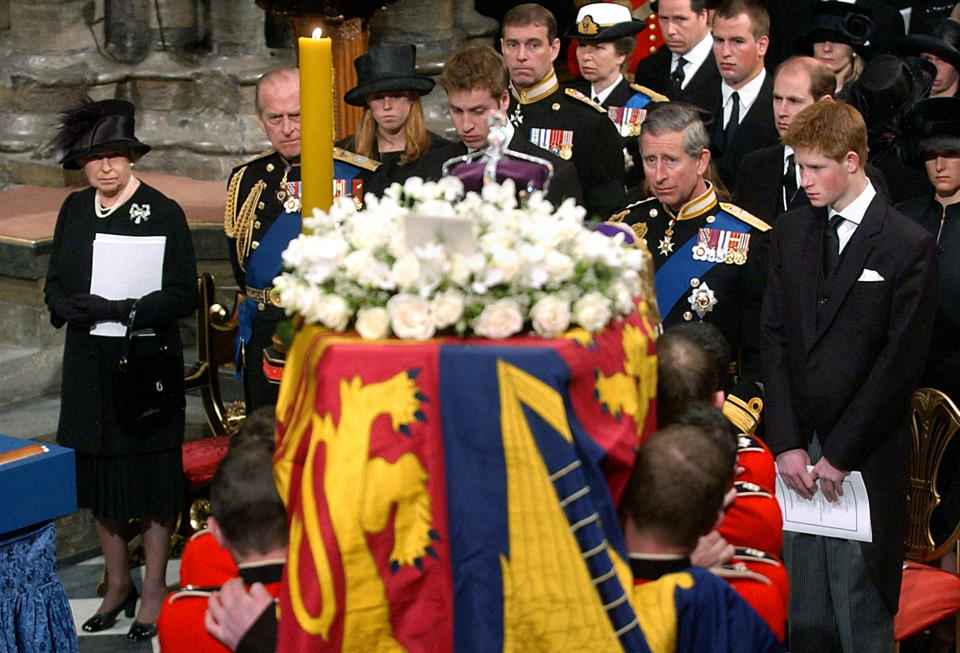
top-left (723, 393), bottom-right (763, 435)
top-left (224, 164), bottom-right (266, 272)
top-left (630, 83), bottom-right (669, 103)
top-left (719, 202), bottom-right (771, 232)
top-left (333, 147), bottom-right (381, 171)
top-left (565, 87), bottom-right (607, 112)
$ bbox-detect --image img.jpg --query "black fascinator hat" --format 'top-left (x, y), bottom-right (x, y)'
top-left (55, 98), bottom-right (151, 170)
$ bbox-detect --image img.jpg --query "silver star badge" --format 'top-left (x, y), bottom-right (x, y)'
top-left (657, 234), bottom-right (674, 256)
top-left (688, 282), bottom-right (717, 319)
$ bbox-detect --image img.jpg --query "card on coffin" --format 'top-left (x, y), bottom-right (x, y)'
top-left (403, 213), bottom-right (477, 255)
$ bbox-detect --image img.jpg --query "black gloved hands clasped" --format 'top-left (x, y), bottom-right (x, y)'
top-left (53, 294), bottom-right (135, 325)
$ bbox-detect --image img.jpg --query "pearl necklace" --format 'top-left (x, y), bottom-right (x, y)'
top-left (94, 176), bottom-right (137, 219)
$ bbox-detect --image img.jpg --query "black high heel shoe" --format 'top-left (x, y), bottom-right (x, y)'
top-left (127, 621), bottom-right (158, 641)
top-left (81, 586), bottom-right (138, 632)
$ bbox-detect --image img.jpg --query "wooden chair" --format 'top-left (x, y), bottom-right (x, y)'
top-left (895, 388), bottom-right (960, 651)
top-left (184, 272), bottom-right (245, 437)
top-left (180, 273), bottom-right (246, 535)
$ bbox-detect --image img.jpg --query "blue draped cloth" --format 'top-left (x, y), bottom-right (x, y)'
top-left (0, 522), bottom-right (78, 653)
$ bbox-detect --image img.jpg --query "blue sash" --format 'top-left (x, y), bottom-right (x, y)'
top-left (654, 209), bottom-right (745, 318)
top-left (236, 211), bottom-right (301, 369)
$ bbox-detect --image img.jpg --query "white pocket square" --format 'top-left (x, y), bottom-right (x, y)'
top-left (858, 269), bottom-right (885, 282)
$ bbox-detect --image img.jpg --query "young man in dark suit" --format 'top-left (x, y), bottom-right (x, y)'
top-left (736, 56), bottom-right (889, 225)
top-left (632, 0), bottom-right (721, 111)
top-left (709, 0), bottom-right (778, 194)
top-left (417, 45), bottom-right (583, 207)
top-left (762, 100), bottom-right (938, 652)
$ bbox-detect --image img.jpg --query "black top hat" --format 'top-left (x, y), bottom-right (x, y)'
top-left (564, 3), bottom-right (646, 41)
top-left (795, 0), bottom-right (905, 57)
top-left (845, 54), bottom-right (936, 129)
top-left (343, 44), bottom-right (435, 107)
top-left (56, 98), bottom-right (150, 170)
top-left (900, 18), bottom-right (960, 74)
top-left (902, 96), bottom-right (960, 163)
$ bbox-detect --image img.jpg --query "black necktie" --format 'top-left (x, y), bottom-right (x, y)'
top-left (724, 92), bottom-right (740, 150)
top-left (823, 214), bottom-right (844, 277)
top-left (782, 153), bottom-right (798, 211)
top-left (593, 95), bottom-right (601, 105)
top-left (671, 57), bottom-right (687, 93)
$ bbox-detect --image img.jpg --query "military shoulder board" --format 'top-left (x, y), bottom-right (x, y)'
top-left (710, 563), bottom-right (772, 584)
top-left (737, 434), bottom-right (765, 453)
top-left (333, 146), bottom-right (381, 171)
top-left (630, 83), bottom-right (669, 103)
top-left (719, 202), bottom-right (771, 232)
top-left (735, 481), bottom-right (772, 498)
top-left (167, 587), bottom-right (218, 603)
top-left (565, 87), bottom-right (607, 112)
top-left (529, 127), bottom-right (574, 160)
top-left (733, 547), bottom-right (781, 566)
top-left (691, 227), bottom-right (751, 265)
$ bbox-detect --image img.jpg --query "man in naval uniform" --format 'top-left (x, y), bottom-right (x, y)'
top-left (502, 3), bottom-right (626, 218)
top-left (224, 67), bottom-right (302, 412)
top-left (224, 68), bottom-right (379, 411)
top-left (564, 3), bottom-right (668, 186)
top-left (611, 102), bottom-right (770, 402)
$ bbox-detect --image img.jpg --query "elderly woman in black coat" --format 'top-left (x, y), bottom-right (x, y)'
top-left (45, 98), bottom-right (198, 641)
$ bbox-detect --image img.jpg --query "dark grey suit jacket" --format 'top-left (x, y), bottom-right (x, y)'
top-left (710, 74), bottom-right (778, 194)
top-left (761, 196), bottom-right (938, 612)
top-left (736, 145), bottom-right (891, 225)
top-left (632, 44), bottom-right (722, 113)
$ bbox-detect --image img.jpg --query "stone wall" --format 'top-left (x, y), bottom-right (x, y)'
top-left (0, 0), bottom-right (497, 189)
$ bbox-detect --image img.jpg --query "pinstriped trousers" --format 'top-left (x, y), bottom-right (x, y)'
top-left (781, 436), bottom-right (894, 653)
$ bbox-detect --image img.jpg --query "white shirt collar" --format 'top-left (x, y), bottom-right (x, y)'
top-left (721, 67), bottom-right (766, 126)
top-left (830, 179), bottom-right (876, 252)
top-left (592, 75), bottom-right (624, 105)
top-left (672, 33), bottom-right (713, 89)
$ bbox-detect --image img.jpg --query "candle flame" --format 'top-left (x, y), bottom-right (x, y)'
top-left (312, 27), bottom-right (323, 39)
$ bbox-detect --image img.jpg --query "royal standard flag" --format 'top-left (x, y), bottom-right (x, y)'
top-left (273, 304), bottom-right (658, 652)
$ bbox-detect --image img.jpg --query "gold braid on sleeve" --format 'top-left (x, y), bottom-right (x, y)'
top-left (227, 174), bottom-right (266, 273)
top-left (223, 166), bottom-right (247, 237)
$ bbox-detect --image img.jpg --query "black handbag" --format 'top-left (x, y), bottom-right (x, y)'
top-left (114, 302), bottom-right (185, 432)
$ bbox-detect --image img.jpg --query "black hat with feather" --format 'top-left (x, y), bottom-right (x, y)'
top-left (55, 98), bottom-right (150, 170)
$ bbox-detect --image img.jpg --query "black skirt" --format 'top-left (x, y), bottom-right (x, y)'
top-left (75, 447), bottom-right (184, 520)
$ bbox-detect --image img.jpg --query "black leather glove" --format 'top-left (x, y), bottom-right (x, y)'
top-left (53, 294), bottom-right (134, 324)
top-left (51, 296), bottom-right (90, 324)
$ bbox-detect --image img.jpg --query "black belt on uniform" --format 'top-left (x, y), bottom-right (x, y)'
top-left (246, 285), bottom-right (282, 310)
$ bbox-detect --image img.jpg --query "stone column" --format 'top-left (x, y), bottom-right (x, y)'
top-left (104, 0), bottom-right (151, 63)
top-left (210, 0), bottom-right (266, 55)
top-left (9, 0), bottom-right (94, 54)
top-left (151, 0), bottom-right (199, 53)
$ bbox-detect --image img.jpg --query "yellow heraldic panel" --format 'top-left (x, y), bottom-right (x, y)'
top-left (496, 360), bottom-right (635, 651)
top-left (276, 330), bottom-right (433, 651)
top-left (629, 572), bottom-right (695, 653)
top-left (594, 316), bottom-right (659, 437)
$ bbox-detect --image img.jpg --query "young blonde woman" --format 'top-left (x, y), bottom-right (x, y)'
top-left (338, 44), bottom-right (449, 197)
